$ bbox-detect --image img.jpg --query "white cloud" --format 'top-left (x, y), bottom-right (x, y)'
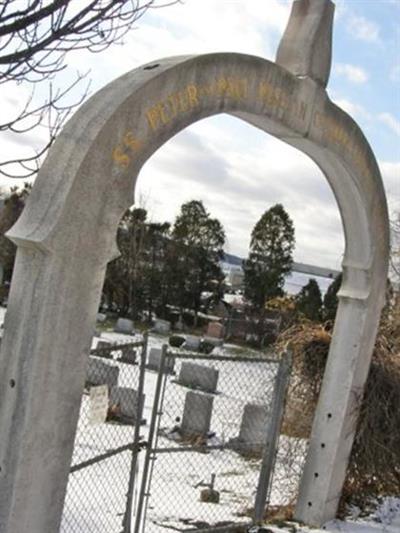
top-left (378, 113), bottom-right (400, 136)
top-left (335, 63), bottom-right (369, 84)
top-left (347, 14), bottom-right (380, 43)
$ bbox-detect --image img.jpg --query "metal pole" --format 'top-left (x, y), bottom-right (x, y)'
top-left (122, 331), bottom-right (148, 533)
top-left (254, 351), bottom-right (292, 524)
top-left (133, 344), bottom-right (168, 533)
top-left (139, 347), bottom-right (171, 533)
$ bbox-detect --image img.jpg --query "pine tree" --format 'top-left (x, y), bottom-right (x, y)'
top-left (0, 183), bottom-right (32, 285)
top-left (323, 273), bottom-right (342, 321)
top-left (170, 200), bottom-right (225, 324)
top-left (296, 278), bottom-right (323, 321)
top-left (244, 204), bottom-right (295, 312)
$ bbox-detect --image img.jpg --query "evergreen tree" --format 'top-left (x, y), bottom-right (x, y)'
top-left (0, 183), bottom-right (32, 285)
top-left (170, 200), bottom-right (225, 323)
top-left (323, 273), bottom-right (342, 321)
top-left (296, 278), bottom-right (323, 321)
top-left (244, 204), bottom-right (295, 312)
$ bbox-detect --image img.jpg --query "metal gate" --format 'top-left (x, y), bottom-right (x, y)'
top-left (61, 334), bottom-right (148, 533)
top-left (134, 348), bottom-right (291, 533)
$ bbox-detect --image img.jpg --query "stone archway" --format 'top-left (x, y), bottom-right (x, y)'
top-left (0, 1), bottom-right (389, 531)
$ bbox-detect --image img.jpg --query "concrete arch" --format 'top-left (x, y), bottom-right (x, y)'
top-left (0, 52), bottom-right (389, 531)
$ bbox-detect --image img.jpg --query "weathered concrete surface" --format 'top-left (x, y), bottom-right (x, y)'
top-left (276, 0), bottom-right (334, 87)
top-left (0, 4), bottom-right (389, 531)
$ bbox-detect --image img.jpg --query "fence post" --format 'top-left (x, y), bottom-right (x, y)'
top-left (133, 344), bottom-right (168, 533)
top-left (122, 331), bottom-right (149, 533)
top-left (254, 351), bottom-right (292, 524)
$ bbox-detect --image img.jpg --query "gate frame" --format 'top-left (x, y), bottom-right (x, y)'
top-left (134, 348), bottom-right (292, 533)
top-left (62, 334), bottom-right (148, 533)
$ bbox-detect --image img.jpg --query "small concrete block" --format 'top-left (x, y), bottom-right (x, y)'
top-left (238, 403), bottom-right (270, 454)
top-left (114, 317), bottom-right (134, 334)
top-left (181, 391), bottom-right (214, 437)
top-left (147, 347), bottom-right (174, 373)
top-left (153, 319), bottom-right (171, 334)
top-left (183, 335), bottom-right (201, 351)
top-left (206, 321), bottom-right (225, 339)
top-left (86, 357), bottom-right (119, 390)
top-left (109, 387), bottom-right (143, 419)
top-left (178, 362), bottom-right (219, 393)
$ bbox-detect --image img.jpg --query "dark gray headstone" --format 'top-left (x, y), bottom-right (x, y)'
top-left (181, 391), bottom-right (214, 437)
top-left (178, 361), bottom-right (219, 393)
top-left (147, 347), bottom-right (174, 373)
top-left (114, 317), bottom-right (134, 334)
top-left (86, 357), bottom-right (119, 390)
top-left (109, 387), bottom-right (144, 419)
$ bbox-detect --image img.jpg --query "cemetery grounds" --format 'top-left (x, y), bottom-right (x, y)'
top-left (0, 306), bottom-right (398, 533)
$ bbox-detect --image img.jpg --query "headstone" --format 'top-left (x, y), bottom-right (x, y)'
top-left (181, 391), bottom-right (214, 438)
top-left (86, 357), bottom-right (119, 390)
top-left (203, 336), bottom-right (224, 348)
top-left (147, 347), bottom-right (175, 373)
top-left (206, 321), bottom-right (225, 339)
top-left (109, 387), bottom-right (144, 420)
top-left (236, 403), bottom-right (270, 454)
top-left (119, 346), bottom-right (136, 364)
top-left (96, 340), bottom-right (112, 350)
top-left (183, 335), bottom-right (201, 351)
top-left (153, 319), bottom-right (171, 334)
top-left (88, 385), bottom-right (109, 426)
top-left (178, 362), bottom-right (219, 393)
top-left (114, 317), bottom-right (134, 334)
top-left (97, 312), bottom-right (107, 322)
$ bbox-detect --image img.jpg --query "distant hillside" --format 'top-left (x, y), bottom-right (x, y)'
top-left (222, 253), bottom-right (340, 280)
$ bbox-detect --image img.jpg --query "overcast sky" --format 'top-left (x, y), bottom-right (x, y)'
top-left (1, 0), bottom-right (399, 269)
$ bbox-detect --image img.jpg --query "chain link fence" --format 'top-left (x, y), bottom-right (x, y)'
top-left (61, 336), bottom-right (147, 533)
top-left (135, 350), bottom-right (293, 532)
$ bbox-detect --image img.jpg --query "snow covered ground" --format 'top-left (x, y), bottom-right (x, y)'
top-left (0, 306), bottom-right (399, 532)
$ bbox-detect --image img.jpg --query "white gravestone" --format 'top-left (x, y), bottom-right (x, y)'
top-left (178, 362), bottom-right (219, 393)
top-left (88, 385), bottom-right (109, 426)
top-left (181, 391), bottom-right (214, 438)
top-left (114, 317), bottom-right (134, 334)
top-left (86, 357), bottom-right (119, 390)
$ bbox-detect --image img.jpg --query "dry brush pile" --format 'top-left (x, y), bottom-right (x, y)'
top-left (276, 295), bottom-right (400, 508)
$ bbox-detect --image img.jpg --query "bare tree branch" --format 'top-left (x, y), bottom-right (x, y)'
top-left (0, 0), bottom-right (180, 179)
